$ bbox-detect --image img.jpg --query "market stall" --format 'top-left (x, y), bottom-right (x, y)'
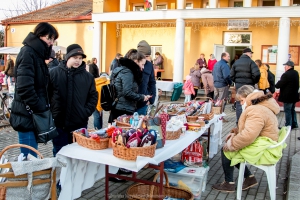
top-left (57, 116), bottom-right (223, 200)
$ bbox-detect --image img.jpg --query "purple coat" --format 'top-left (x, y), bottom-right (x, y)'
top-left (190, 68), bottom-right (201, 88)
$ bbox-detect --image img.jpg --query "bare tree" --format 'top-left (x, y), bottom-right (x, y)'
top-left (4, 0), bottom-right (66, 18)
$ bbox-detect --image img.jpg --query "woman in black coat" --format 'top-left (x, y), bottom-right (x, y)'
top-left (108, 49), bottom-right (151, 123)
top-left (10, 22), bottom-right (58, 157)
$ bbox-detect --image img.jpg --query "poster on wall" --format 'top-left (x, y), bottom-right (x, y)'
top-left (223, 32), bottom-right (252, 46)
top-left (261, 45), bottom-right (300, 65)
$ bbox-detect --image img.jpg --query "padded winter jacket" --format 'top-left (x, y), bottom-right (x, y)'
top-left (111, 58), bottom-right (144, 113)
top-left (49, 61), bottom-right (98, 132)
top-left (213, 59), bottom-right (232, 88)
top-left (258, 65), bottom-right (270, 90)
top-left (10, 32), bottom-right (52, 132)
top-left (230, 54), bottom-right (261, 90)
top-left (275, 68), bottom-right (299, 103)
top-left (5, 59), bottom-right (15, 77)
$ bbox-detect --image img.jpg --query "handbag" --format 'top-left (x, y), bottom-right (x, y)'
top-left (31, 109), bottom-right (58, 144)
top-left (181, 140), bottom-right (203, 167)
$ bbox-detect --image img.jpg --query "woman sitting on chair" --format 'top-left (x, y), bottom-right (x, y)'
top-left (212, 85), bottom-right (280, 192)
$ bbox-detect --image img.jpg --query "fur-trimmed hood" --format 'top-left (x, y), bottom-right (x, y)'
top-left (245, 90), bottom-right (280, 115)
top-left (119, 57), bottom-right (143, 85)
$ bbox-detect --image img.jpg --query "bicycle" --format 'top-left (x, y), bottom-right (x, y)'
top-left (0, 85), bottom-right (14, 120)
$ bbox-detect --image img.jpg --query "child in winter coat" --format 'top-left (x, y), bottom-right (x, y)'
top-left (190, 63), bottom-right (201, 100)
top-left (183, 75), bottom-right (195, 103)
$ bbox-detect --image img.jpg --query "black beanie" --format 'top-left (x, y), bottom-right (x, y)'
top-left (65, 44), bottom-right (86, 61)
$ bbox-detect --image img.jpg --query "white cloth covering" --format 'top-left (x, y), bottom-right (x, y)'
top-left (57, 114), bottom-right (223, 200)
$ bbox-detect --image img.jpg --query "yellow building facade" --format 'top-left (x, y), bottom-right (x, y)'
top-left (92, 0), bottom-right (300, 82)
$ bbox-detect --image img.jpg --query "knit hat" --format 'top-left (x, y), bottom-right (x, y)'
top-left (50, 49), bottom-right (56, 59)
top-left (65, 44), bottom-right (86, 61)
top-left (186, 75), bottom-right (191, 80)
top-left (137, 40), bottom-right (151, 55)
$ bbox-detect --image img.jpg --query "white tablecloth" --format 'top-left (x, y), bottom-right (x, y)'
top-left (156, 81), bottom-right (177, 91)
top-left (57, 115), bottom-right (223, 200)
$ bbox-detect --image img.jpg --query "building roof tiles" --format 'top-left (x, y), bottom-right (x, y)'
top-left (1, 0), bottom-right (92, 24)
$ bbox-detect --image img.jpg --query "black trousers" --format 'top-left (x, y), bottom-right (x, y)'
top-left (221, 148), bottom-right (252, 182)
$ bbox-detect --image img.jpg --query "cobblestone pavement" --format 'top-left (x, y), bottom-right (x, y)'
top-left (0, 101), bottom-right (299, 200)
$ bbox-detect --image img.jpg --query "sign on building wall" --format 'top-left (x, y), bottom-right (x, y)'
top-left (223, 32), bottom-right (252, 46)
top-left (261, 45), bottom-right (300, 65)
top-left (228, 19), bottom-right (249, 30)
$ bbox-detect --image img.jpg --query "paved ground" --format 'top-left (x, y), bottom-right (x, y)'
top-left (0, 99), bottom-right (299, 200)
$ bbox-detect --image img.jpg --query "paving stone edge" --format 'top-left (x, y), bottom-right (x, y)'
top-left (287, 151), bottom-right (300, 200)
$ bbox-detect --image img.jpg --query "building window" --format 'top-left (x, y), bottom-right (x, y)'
top-left (262, 0), bottom-right (275, 6)
top-left (151, 46), bottom-right (162, 60)
top-left (234, 1), bottom-right (243, 7)
top-left (186, 2), bottom-right (193, 9)
top-left (157, 4), bottom-right (167, 10)
top-left (293, 0), bottom-right (300, 5)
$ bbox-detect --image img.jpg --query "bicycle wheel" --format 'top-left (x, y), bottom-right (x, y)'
top-left (1, 96), bottom-right (11, 120)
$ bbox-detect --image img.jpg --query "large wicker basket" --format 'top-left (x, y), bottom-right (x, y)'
top-left (166, 128), bottom-right (182, 140)
top-left (186, 115), bottom-right (198, 122)
top-left (112, 143), bottom-right (157, 161)
top-left (73, 131), bottom-right (109, 150)
top-left (126, 171), bottom-right (193, 200)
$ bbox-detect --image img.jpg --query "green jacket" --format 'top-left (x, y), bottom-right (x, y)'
top-left (224, 127), bottom-right (287, 166)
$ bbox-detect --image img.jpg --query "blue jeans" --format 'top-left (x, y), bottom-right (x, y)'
top-left (93, 110), bottom-right (103, 129)
top-left (284, 103), bottom-right (298, 127)
top-left (52, 128), bottom-right (74, 157)
top-left (136, 105), bottom-right (148, 115)
top-left (18, 131), bottom-right (38, 157)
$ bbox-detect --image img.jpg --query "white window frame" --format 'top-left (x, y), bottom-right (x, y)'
top-left (133, 3), bottom-right (144, 11)
top-left (150, 45), bottom-right (162, 60)
top-left (156, 3), bottom-right (168, 10)
top-left (186, 2), bottom-right (193, 9)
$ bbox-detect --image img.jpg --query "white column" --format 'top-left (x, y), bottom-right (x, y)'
top-left (243, 0), bottom-right (252, 7)
top-left (280, 0), bottom-right (290, 6)
top-left (177, 0), bottom-right (186, 9)
top-left (120, 0), bottom-right (127, 12)
top-left (276, 17), bottom-right (290, 82)
top-left (173, 18), bottom-right (185, 82)
top-left (209, 0), bottom-right (218, 8)
top-left (93, 21), bottom-right (102, 70)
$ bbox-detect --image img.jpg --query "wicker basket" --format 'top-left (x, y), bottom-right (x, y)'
top-left (212, 106), bottom-right (222, 115)
top-left (126, 171), bottom-right (193, 200)
top-left (116, 120), bottom-right (131, 127)
top-left (186, 115), bottom-right (198, 122)
top-left (73, 131), bottom-right (109, 150)
top-left (166, 128), bottom-right (182, 140)
top-left (112, 143), bottom-right (157, 161)
top-left (200, 112), bottom-right (214, 120)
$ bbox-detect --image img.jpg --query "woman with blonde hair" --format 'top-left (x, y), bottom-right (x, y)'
top-left (212, 85), bottom-right (280, 193)
top-left (255, 59), bottom-right (269, 93)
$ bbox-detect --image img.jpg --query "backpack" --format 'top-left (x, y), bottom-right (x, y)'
top-left (100, 69), bottom-right (123, 111)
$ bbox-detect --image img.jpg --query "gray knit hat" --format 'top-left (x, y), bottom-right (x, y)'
top-left (137, 40), bottom-right (151, 55)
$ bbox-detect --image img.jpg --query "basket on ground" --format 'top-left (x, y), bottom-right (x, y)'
top-left (126, 171), bottom-right (193, 200)
top-left (166, 128), bottom-right (182, 140)
top-left (73, 131), bottom-right (109, 150)
top-left (112, 143), bottom-right (157, 161)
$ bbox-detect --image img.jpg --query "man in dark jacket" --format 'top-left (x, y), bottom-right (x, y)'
top-left (109, 53), bottom-right (122, 74)
top-left (89, 57), bottom-right (100, 78)
top-left (47, 49), bottom-right (59, 70)
top-left (212, 52), bottom-right (232, 113)
top-left (275, 61), bottom-right (299, 130)
top-left (265, 64), bottom-right (275, 94)
top-left (136, 40), bottom-right (156, 115)
top-left (230, 48), bottom-right (260, 123)
top-left (49, 44), bottom-right (98, 156)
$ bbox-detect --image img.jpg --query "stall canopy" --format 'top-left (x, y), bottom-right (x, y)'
top-left (0, 46), bottom-right (67, 55)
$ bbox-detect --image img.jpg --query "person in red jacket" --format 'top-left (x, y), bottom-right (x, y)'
top-left (183, 75), bottom-right (195, 103)
top-left (208, 54), bottom-right (217, 71)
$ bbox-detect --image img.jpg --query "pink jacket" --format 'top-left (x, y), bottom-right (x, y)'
top-left (0, 73), bottom-right (5, 84)
top-left (183, 80), bottom-right (195, 95)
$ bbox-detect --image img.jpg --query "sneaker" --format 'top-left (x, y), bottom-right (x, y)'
top-left (212, 181), bottom-right (235, 192)
top-left (242, 175), bottom-right (258, 190)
